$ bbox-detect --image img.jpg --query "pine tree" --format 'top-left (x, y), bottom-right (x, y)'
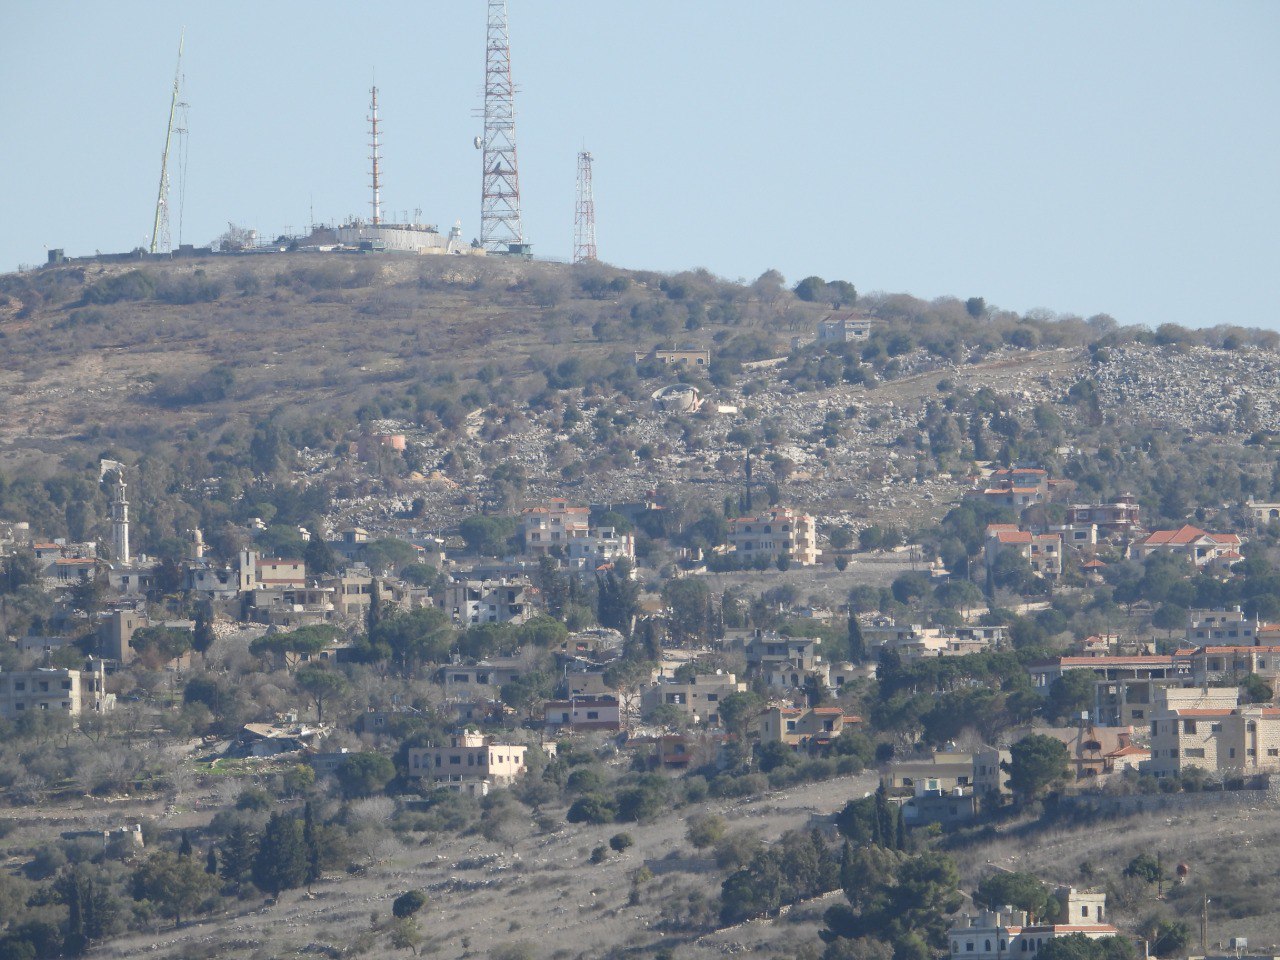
top-left (219, 823), bottom-right (257, 887)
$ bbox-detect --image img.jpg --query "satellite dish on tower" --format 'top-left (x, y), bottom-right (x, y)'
top-left (473, 135), bottom-right (483, 150)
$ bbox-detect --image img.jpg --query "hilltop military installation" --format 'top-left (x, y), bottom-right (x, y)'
top-left (46, 3), bottom-right (599, 267)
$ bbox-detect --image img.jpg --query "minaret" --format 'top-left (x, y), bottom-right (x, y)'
top-left (111, 472), bottom-right (131, 565)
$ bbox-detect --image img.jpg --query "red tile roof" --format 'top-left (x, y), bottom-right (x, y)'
top-left (1139, 524), bottom-right (1241, 547)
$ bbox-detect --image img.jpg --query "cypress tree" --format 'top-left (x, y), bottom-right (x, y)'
top-left (252, 812), bottom-right (307, 899)
top-left (303, 801), bottom-right (321, 892)
top-left (205, 846), bottom-right (218, 875)
top-left (847, 615), bottom-right (866, 664)
top-left (178, 831), bottom-right (193, 859)
top-left (367, 578), bottom-right (383, 636)
top-left (895, 805), bottom-right (907, 851)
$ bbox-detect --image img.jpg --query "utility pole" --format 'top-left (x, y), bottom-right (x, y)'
top-left (369, 85), bottom-right (383, 225)
top-left (573, 150), bottom-right (597, 263)
top-left (478, 0), bottom-right (524, 251)
top-left (150, 30), bottom-right (184, 255)
top-left (1201, 894), bottom-right (1209, 954)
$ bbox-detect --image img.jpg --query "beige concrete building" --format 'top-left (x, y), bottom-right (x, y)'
top-left (634, 348), bottom-right (711, 368)
top-left (566, 527), bottom-right (635, 572)
top-left (0, 661), bottom-right (114, 720)
top-left (1144, 688), bottom-right (1280, 778)
top-left (949, 889), bottom-right (1115, 960)
top-left (441, 578), bottom-right (533, 625)
top-left (816, 313), bottom-right (872, 343)
top-left (521, 500), bottom-right (590, 556)
top-left (729, 507), bottom-right (820, 566)
top-left (641, 671), bottom-right (747, 726)
top-left (984, 525), bottom-right (1063, 579)
top-left (756, 705), bottom-right (861, 749)
top-left (1184, 644), bottom-right (1280, 690)
top-left (407, 732), bottom-right (528, 796)
top-left (1186, 607), bottom-right (1258, 646)
top-left (1130, 524), bottom-right (1243, 569)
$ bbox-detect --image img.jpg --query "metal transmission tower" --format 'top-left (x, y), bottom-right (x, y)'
top-left (368, 85), bottom-right (383, 225)
top-left (150, 30), bottom-right (184, 255)
top-left (478, 0), bottom-right (525, 252)
top-left (573, 151), bottom-right (597, 263)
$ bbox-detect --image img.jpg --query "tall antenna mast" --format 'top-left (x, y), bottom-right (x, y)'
top-left (369, 84), bottom-right (382, 226)
top-left (175, 95), bottom-right (189, 247)
top-left (150, 29), bottom-right (184, 255)
top-left (573, 150), bottom-right (597, 264)
top-left (479, 0), bottom-right (524, 251)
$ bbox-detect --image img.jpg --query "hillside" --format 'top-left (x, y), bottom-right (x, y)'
top-left (4, 251), bottom-right (1279, 556)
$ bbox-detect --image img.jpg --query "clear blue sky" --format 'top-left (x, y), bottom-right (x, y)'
top-left (2, 2), bottom-right (1277, 330)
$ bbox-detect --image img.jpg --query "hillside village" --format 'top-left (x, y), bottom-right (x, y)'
top-left (3, 257), bottom-right (1280, 958)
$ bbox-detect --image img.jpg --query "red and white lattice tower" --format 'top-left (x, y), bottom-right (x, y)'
top-left (479, 0), bottom-right (524, 251)
top-left (573, 151), bottom-right (597, 264)
top-left (368, 85), bottom-right (383, 225)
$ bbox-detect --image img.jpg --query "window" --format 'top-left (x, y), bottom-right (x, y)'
top-left (1082, 905), bottom-right (1090, 917)
top-left (706, 694), bottom-right (718, 702)
top-left (586, 711), bottom-right (599, 720)
top-left (1185, 748), bottom-right (1205, 758)
top-left (1184, 720), bottom-right (1197, 734)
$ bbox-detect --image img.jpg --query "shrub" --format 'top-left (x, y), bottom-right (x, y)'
top-left (566, 794), bottom-right (615, 825)
top-left (608, 833), bottom-right (634, 854)
top-left (392, 889), bottom-right (428, 918)
top-left (236, 787), bottom-right (272, 811)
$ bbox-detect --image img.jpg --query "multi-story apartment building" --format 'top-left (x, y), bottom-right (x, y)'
top-left (1067, 494), bottom-right (1141, 534)
top-left (565, 526), bottom-right (635, 572)
top-left (441, 578), bottom-right (533, 625)
top-left (1144, 688), bottom-right (1280, 778)
top-left (0, 661), bottom-right (114, 720)
top-left (984, 525), bottom-right (1063, 579)
top-left (1184, 644), bottom-right (1280, 690)
top-left (407, 732), bottom-right (527, 796)
top-left (521, 500), bottom-right (590, 556)
top-left (640, 671), bottom-right (747, 726)
top-left (948, 890), bottom-right (1116, 960)
top-left (756, 705), bottom-right (861, 749)
top-left (728, 507), bottom-right (820, 566)
top-left (1185, 607), bottom-right (1258, 646)
top-left (440, 657), bottom-right (526, 699)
